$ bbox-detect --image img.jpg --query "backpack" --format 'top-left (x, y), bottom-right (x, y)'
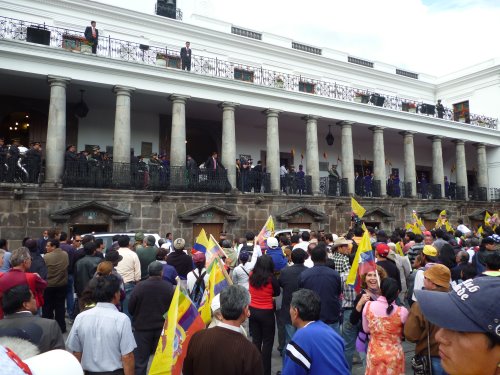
top-left (189, 270), bottom-right (206, 308)
top-left (240, 243), bottom-right (254, 256)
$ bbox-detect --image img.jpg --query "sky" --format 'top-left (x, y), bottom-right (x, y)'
top-left (117, 0), bottom-right (500, 76)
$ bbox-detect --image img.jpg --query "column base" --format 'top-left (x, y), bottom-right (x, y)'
top-left (42, 181), bottom-right (63, 188)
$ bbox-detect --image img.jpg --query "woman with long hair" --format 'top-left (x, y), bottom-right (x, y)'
top-left (249, 254), bottom-right (280, 375)
top-left (362, 277), bottom-right (409, 375)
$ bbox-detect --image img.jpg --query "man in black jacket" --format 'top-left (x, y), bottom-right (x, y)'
top-left (84, 20), bottom-right (98, 54)
top-left (129, 261), bottom-right (174, 375)
top-left (180, 41), bottom-right (192, 71)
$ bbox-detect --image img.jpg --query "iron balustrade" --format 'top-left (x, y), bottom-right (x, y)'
top-left (0, 15), bottom-right (498, 130)
top-left (236, 170), bottom-right (271, 193)
top-left (490, 188), bottom-right (500, 202)
top-left (279, 173), bottom-right (311, 195)
top-left (470, 186), bottom-right (488, 201)
top-left (62, 162), bottom-right (232, 192)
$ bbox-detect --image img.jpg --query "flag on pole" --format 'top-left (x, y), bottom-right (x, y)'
top-left (192, 228), bottom-right (209, 254)
top-left (351, 197), bottom-right (366, 218)
top-left (205, 235), bottom-right (227, 267)
top-left (346, 227), bottom-right (376, 293)
top-left (485, 211), bottom-right (491, 227)
top-left (148, 285), bottom-right (205, 375)
top-left (256, 215), bottom-right (275, 249)
top-left (198, 257), bottom-right (232, 325)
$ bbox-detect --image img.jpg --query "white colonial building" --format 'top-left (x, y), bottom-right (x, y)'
top-left (0, 0), bottom-right (498, 243)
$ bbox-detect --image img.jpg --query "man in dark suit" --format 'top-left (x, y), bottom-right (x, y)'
top-left (84, 20), bottom-right (98, 54)
top-left (0, 285), bottom-right (65, 353)
top-left (180, 41), bottom-right (192, 71)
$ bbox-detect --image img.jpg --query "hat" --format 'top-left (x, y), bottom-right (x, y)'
top-left (481, 237), bottom-right (495, 245)
top-left (423, 245), bottom-right (438, 257)
top-left (239, 251), bottom-right (250, 262)
top-left (332, 237), bottom-right (352, 248)
top-left (135, 232), bottom-right (144, 241)
top-left (105, 250), bottom-right (123, 263)
top-left (192, 252), bottom-right (206, 265)
top-left (292, 228), bottom-right (300, 234)
top-left (25, 239), bottom-right (38, 252)
top-left (416, 277), bottom-right (500, 338)
top-left (146, 235), bottom-right (156, 246)
top-left (376, 243), bottom-right (390, 257)
top-left (211, 293), bottom-right (221, 312)
top-left (173, 238), bottom-right (185, 250)
top-left (266, 237), bottom-right (279, 249)
top-left (423, 264), bottom-right (451, 288)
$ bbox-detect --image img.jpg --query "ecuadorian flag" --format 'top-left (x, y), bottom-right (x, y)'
top-left (148, 285), bottom-right (205, 375)
top-left (192, 228), bottom-right (209, 254)
top-left (346, 225), bottom-right (376, 293)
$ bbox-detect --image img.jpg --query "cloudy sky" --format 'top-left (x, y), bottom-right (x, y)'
top-left (117, 0), bottom-right (500, 76)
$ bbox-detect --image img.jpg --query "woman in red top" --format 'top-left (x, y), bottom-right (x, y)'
top-left (249, 255), bottom-right (280, 375)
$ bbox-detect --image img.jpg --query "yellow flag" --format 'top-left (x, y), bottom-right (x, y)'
top-left (351, 197), bottom-right (366, 218)
top-left (395, 242), bottom-right (404, 256)
top-left (485, 211), bottom-right (491, 226)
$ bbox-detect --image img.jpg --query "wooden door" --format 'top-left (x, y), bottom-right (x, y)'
top-left (193, 223), bottom-right (223, 243)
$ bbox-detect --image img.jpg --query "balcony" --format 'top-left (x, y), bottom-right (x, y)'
top-left (0, 16), bottom-right (497, 130)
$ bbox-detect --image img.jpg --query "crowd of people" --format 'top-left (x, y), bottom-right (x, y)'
top-left (0, 212), bottom-right (498, 374)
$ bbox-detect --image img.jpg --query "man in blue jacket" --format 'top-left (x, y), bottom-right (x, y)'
top-left (266, 237), bottom-right (287, 272)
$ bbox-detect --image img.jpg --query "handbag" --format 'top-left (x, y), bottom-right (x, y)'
top-left (411, 327), bottom-right (433, 375)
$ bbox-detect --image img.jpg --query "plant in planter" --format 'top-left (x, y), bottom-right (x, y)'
top-left (408, 102), bottom-right (417, 113)
top-left (156, 52), bottom-right (167, 67)
top-left (354, 91), bottom-right (370, 104)
top-left (80, 39), bottom-right (93, 54)
top-left (275, 75), bottom-right (284, 88)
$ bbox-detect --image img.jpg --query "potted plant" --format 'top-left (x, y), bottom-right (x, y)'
top-left (408, 102), bottom-right (417, 113)
top-left (275, 75), bottom-right (284, 88)
top-left (156, 52), bottom-right (167, 67)
top-left (354, 91), bottom-right (370, 104)
top-left (80, 39), bottom-right (93, 54)
top-left (62, 34), bottom-right (81, 51)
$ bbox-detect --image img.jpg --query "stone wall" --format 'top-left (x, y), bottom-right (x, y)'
top-left (0, 186), bottom-right (497, 249)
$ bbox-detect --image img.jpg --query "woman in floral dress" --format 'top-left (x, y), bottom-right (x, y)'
top-left (362, 277), bottom-right (409, 375)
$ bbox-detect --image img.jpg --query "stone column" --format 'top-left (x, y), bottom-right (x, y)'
top-left (112, 86), bottom-right (135, 164)
top-left (370, 126), bottom-right (386, 197)
top-left (400, 131), bottom-right (417, 198)
top-left (169, 94), bottom-right (190, 167)
top-left (303, 115), bottom-right (320, 195)
top-left (340, 121), bottom-right (355, 195)
top-left (45, 75), bottom-right (71, 185)
top-left (265, 109), bottom-right (281, 194)
top-left (453, 140), bottom-right (468, 200)
top-left (430, 136), bottom-right (445, 197)
top-left (476, 143), bottom-right (488, 190)
top-left (220, 102), bottom-right (239, 190)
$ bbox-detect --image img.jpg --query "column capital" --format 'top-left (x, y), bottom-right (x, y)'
top-left (451, 139), bottom-right (466, 145)
top-left (368, 126), bottom-right (385, 132)
top-left (263, 108), bottom-right (282, 117)
top-left (169, 94), bottom-right (191, 103)
top-left (219, 102), bottom-right (239, 110)
top-left (47, 75), bottom-right (71, 87)
top-left (301, 115), bottom-right (320, 121)
top-left (399, 130), bottom-right (416, 137)
top-left (336, 120), bottom-right (356, 127)
top-left (113, 85), bottom-right (135, 95)
top-left (473, 142), bottom-right (486, 149)
top-left (428, 135), bottom-right (444, 141)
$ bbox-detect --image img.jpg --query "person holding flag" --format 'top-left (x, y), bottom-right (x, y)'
top-left (256, 215), bottom-right (275, 251)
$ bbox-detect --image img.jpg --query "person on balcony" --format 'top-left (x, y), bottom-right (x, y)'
top-left (84, 21), bottom-right (98, 54)
top-left (296, 164), bottom-right (306, 195)
top-left (204, 151), bottom-right (225, 183)
top-left (180, 41), bottom-right (192, 71)
top-left (25, 142), bottom-right (42, 184)
top-left (363, 169), bottom-right (372, 197)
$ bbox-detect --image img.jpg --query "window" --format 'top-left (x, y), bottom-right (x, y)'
top-left (141, 142), bottom-right (152, 158)
top-left (231, 26), bottom-right (262, 40)
top-left (453, 101), bottom-right (470, 123)
top-left (299, 81), bottom-right (315, 94)
top-left (234, 68), bottom-right (254, 82)
top-left (319, 162), bottom-right (329, 172)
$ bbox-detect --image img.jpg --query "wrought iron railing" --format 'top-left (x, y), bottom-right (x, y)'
top-left (236, 170), bottom-right (271, 193)
top-left (490, 188), bottom-right (500, 202)
top-left (279, 173), bottom-right (311, 195)
top-left (470, 186), bottom-right (488, 201)
top-left (0, 15), bottom-right (497, 130)
top-left (62, 162), bottom-right (232, 192)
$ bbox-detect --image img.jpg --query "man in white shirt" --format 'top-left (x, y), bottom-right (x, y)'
top-left (456, 218), bottom-right (471, 236)
top-left (115, 235), bottom-right (141, 318)
top-left (292, 231), bottom-right (310, 252)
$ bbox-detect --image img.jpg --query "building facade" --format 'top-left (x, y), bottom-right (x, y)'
top-left (0, 0), bottom-right (499, 245)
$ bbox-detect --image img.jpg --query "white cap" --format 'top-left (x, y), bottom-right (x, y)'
top-left (266, 237), bottom-right (279, 248)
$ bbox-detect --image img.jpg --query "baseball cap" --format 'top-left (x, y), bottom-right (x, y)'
top-left (135, 232), bottom-right (145, 241)
top-left (416, 277), bottom-right (500, 338)
top-left (239, 251), bottom-right (250, 262)
top-left (376, 243), bottom-right (390, 257)
top-left (423, 245), bottom-right (438, 257)
top-left (423, 264), bottom-right (451, 289)
top-left (481, 237), bottom-right (495, 245)
top-left (266, 237), bottom-right (279, 249)
top-left (173, 238), bottom-right (185, 250)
